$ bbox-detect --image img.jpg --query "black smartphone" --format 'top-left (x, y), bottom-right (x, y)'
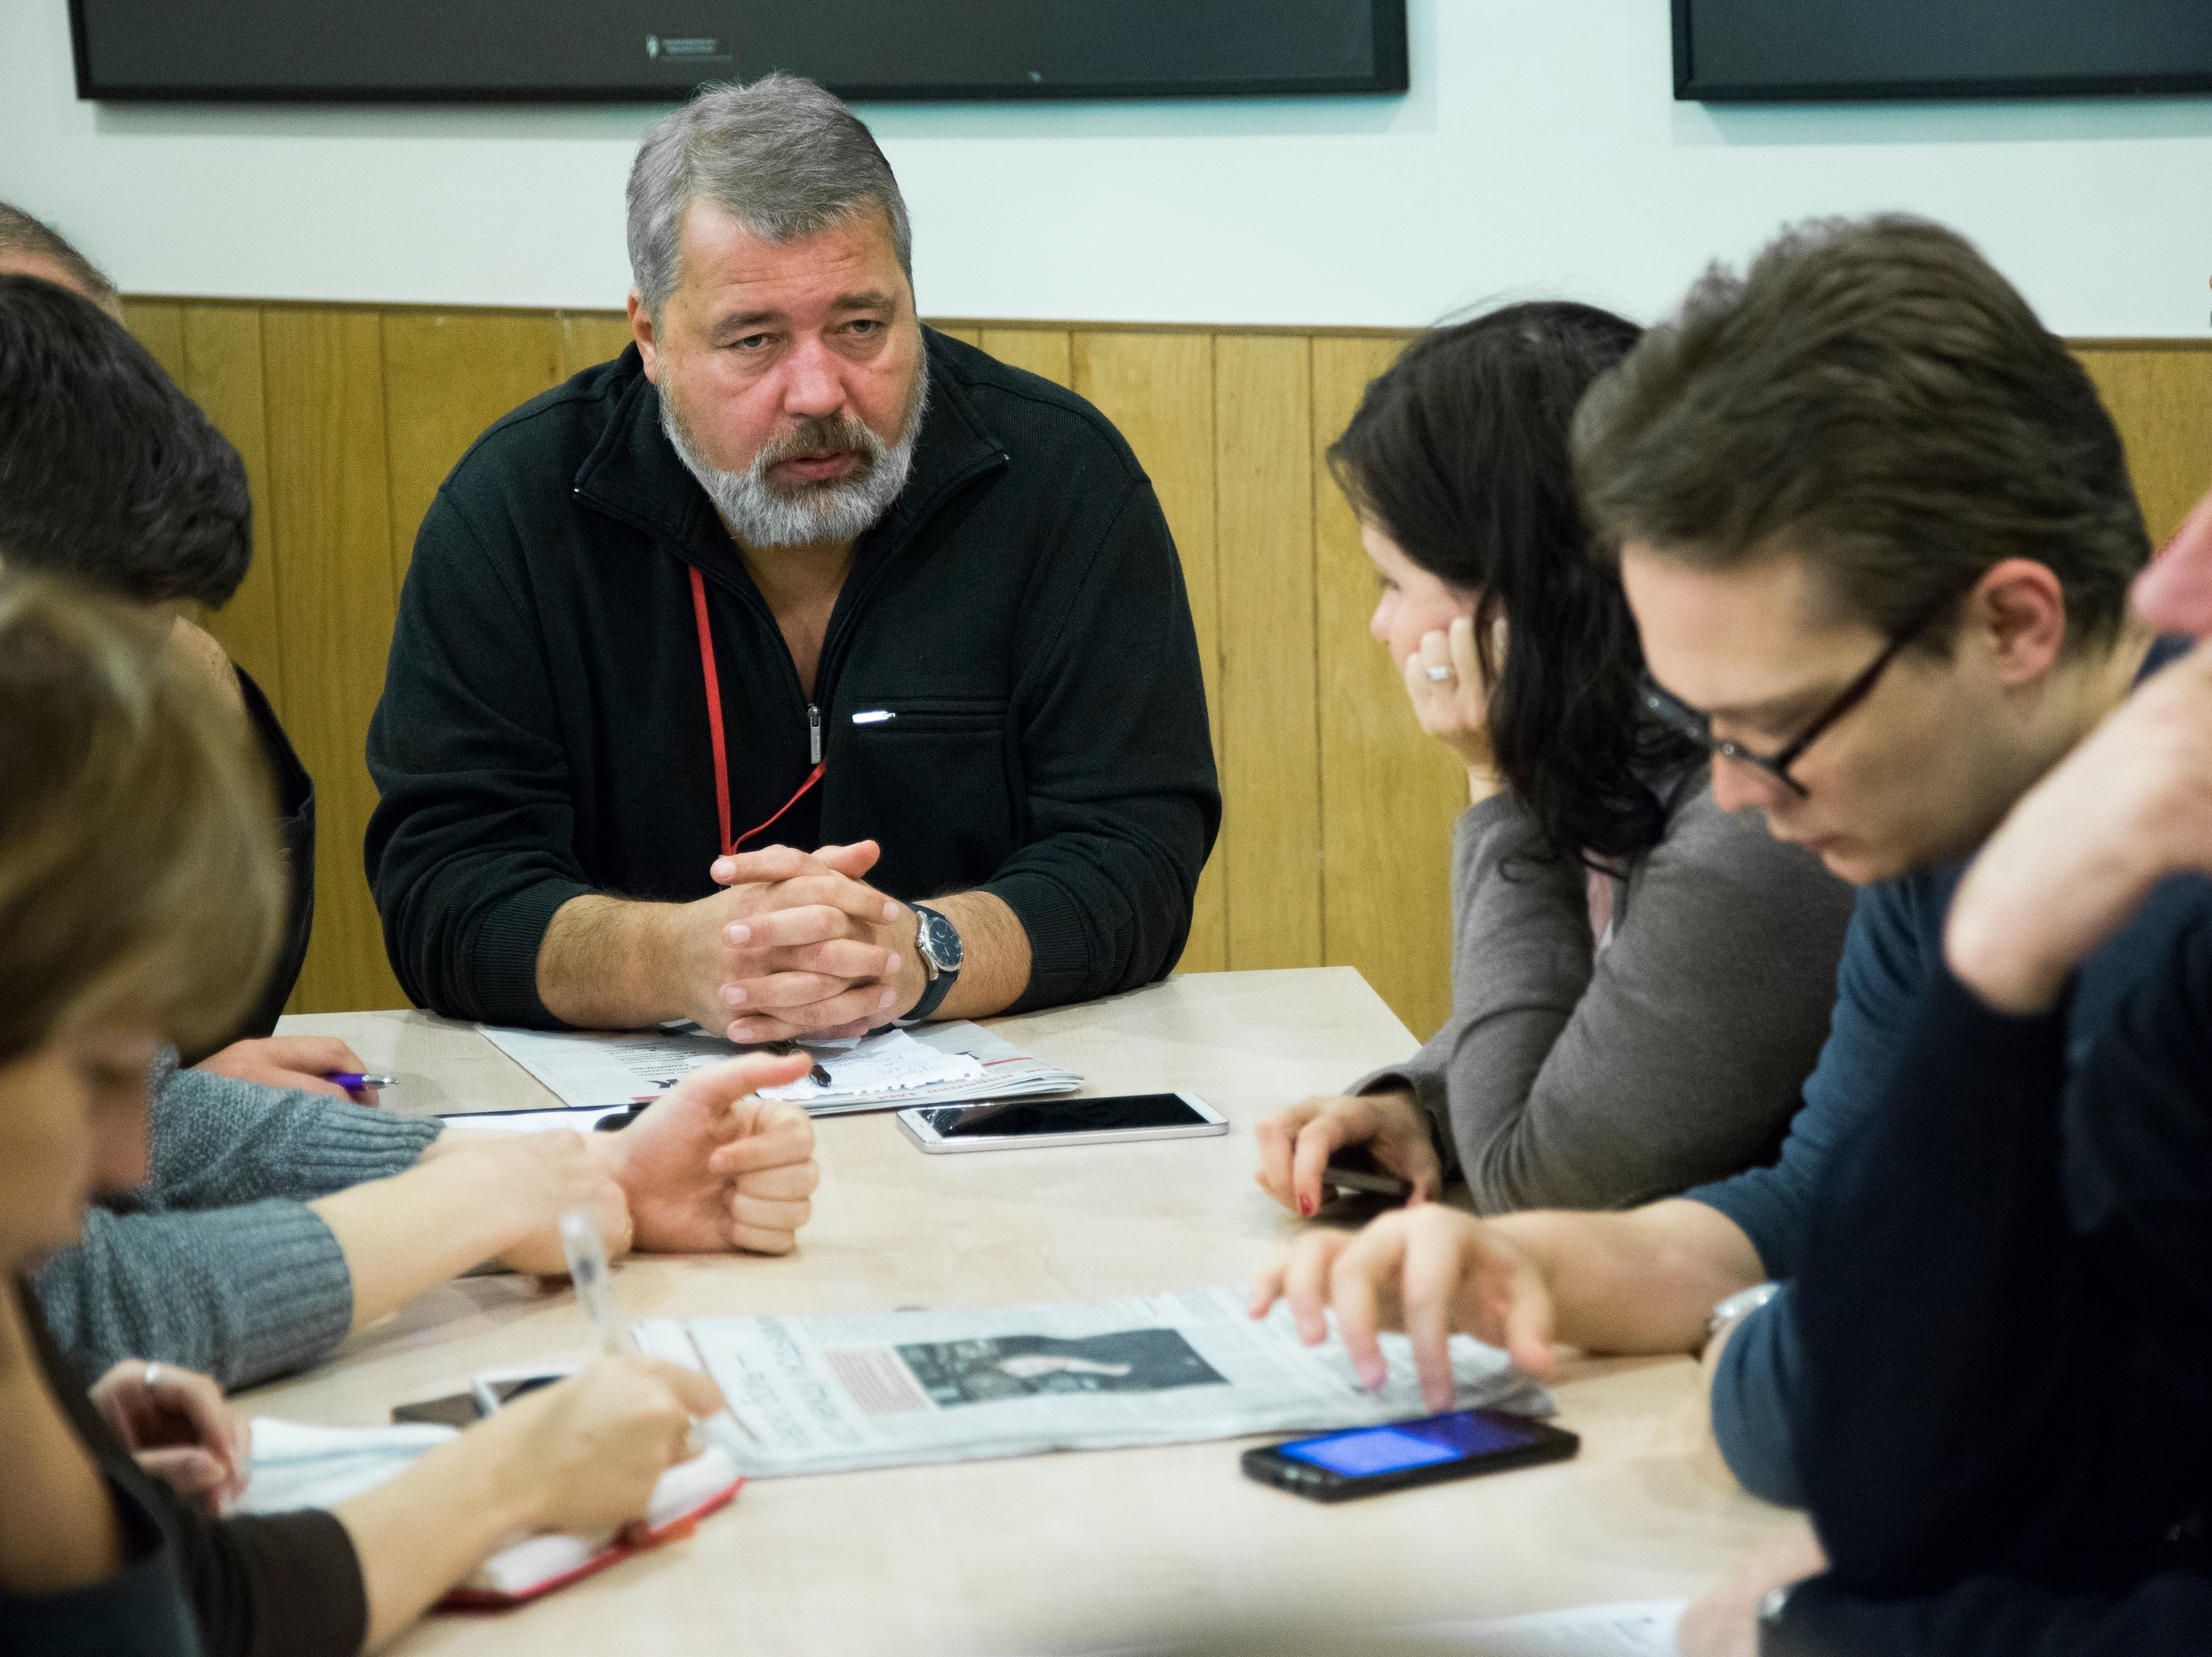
top-left (391, 1391), bottom-right (482, 1429)
top-left (1242, 1408), bottom-right (1578, 1502)
top-left (1324, 1143), bottom-right (1413, 1200)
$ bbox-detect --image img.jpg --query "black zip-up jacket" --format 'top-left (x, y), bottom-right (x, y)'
top-left (365, 330), bottom-right (1219, 1027)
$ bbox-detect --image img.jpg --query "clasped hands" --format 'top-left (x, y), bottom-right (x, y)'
top-left (696, 839), bottom-right (926, 1043)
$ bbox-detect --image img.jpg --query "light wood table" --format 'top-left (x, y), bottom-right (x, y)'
top-left (271, 968), bottom-right (1795, 1655)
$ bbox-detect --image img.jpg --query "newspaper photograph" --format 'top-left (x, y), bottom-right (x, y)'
top-left (634, 1285), bottom-right (1551, 1477)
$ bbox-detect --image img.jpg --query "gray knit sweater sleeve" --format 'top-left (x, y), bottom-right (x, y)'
top-left (1353, 775), bottom-right (1856, 1214)
top-left (33, 1060), bottom-right (442, 1388)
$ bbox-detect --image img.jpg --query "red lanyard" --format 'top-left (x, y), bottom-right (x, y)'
top-left (689, 566), bottom-right (825, 857)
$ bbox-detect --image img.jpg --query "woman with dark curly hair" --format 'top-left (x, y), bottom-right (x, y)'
top-left (1255, 303), bottom-right (1855, 1216)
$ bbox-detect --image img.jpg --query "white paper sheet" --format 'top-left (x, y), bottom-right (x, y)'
top-left (758, 1029), bottom-right (982, 1102)
top-left (1417, 1601), bottom-right (1684, 1656)
top-left (472, 1019), bottom-right (1080, 1117)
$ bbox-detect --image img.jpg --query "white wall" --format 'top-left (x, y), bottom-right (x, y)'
top-left (3, 0), bottom-right (2210, 333)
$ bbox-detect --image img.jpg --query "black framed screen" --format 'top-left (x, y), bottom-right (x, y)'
top-left (70, 1), bottom-right (1408, 104)
top-left (1674, 0), bottom-right (2212, 103)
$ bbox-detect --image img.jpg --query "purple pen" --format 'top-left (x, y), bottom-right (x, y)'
top-left (329, 1072), bottom-right (397, 1090)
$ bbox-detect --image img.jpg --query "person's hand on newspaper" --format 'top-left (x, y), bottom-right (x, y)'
top-left (593, 1052), bottom-right (821, 1255)
top-left (704, 840), bottom-right (908, 1042)
top-left (1252, 1088), bottom-right (1443, 1217)
top-left (90, 1358), bottom-right (251, 1515)
top-left (1249, 1206), bottom-right (1558, 1412)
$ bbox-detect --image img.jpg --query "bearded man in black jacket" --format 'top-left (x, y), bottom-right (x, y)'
top-left (367, 75), bottom-right (1219, 1038)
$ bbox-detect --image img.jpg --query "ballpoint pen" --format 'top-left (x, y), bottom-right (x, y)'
top-left (327, 1072), bottom-right (397, 1091)
top-left (763, 1041), bottom-right (834, 1088)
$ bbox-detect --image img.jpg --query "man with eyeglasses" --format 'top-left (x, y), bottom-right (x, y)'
top-left (1252, 216), bottom-right (2198, 1589)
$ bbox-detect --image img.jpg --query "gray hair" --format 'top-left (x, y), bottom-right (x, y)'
top-left (626, 74), bottom-right (912, 321)
top-left (0, 203), bottom-right (118, 316)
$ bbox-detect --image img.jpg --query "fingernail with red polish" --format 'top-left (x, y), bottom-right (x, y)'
top-left (1298, 1195), bottom-right (1314, 1218)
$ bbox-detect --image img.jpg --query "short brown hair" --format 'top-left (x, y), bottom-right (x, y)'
top-left (0, 575), bottom-right (282, 1063)
top-left (1573, 215), bottom-right (2148, 656)
top-left (0, 203), bottom-right (118, 314)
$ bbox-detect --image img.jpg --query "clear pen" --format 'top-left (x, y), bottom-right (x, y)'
top-left (559, 1210), bottom-right (636, 1357)
top-left (559, 1210), bottom-right (715, 1456)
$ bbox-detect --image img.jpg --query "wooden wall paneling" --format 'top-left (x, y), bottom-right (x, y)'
top-left (177, 305), bottom-right (286, 712)
top-left (1071, 329), bottom-right (1227, 973)
top-left (1213, 334), bottom-right (1322, 970)
top-left (976, 327), bottom-right (1073, 388)
top-left (382, 311), bottom-right (565, 586)
top-left (120, 298), bottom-right (186, 381)
top-left (928, 323), bottom-right (982, 347)
top-left (2075, 345), bottom-right (2212, 548)
top-left (558, 311), bottom-right (637, 380)
top-left (1311, 333), bottom-right (1462, 1042)
top-left (261, 307), bottom-right (408, 1013)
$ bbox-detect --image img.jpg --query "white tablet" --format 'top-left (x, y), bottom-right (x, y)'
top-left (895, 1091), bottom-right (1227, 1154)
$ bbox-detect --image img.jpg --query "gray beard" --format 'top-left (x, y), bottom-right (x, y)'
top-left (659, 370), bottom-right (928, 549)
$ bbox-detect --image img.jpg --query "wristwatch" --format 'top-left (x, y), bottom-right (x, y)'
top-left (895, 903), bottom-right (963, 1026)
top-left (1707, 1281), bottom-right (1783, 1342)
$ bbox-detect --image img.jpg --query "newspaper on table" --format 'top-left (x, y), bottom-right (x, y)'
top-left (474, 1019), bottom-right (1081, 1118)
top-left (635, 1285), bottom-right (1552, 1478)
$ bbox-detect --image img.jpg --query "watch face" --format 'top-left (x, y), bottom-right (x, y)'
top-left (916, 906), bottom-right (964, 972)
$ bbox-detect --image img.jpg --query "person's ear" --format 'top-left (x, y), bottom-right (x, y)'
top-left (1968, 558), bottom-right (2067, 687)
top-left (626, 290), bottom-right (659, 383)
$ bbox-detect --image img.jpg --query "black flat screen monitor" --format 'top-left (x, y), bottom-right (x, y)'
top-left (1674, 0), bottom-right (2212, 102)
top-left (70, 1), bottom-right (1408, 103)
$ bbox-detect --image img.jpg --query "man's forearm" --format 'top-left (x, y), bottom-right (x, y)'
top-left (924, 890), bottom-right (1031, 1020)
top-left (536, 893), bottom-right (696, 1030)
top-left (1492, 1198), bottom-right (1765, 1355)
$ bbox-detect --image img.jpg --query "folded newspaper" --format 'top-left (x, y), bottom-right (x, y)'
top-left (476, 1019), bottom-right (1081, 1117)
top-left (636, 1286), bottom-right (1552, 1478)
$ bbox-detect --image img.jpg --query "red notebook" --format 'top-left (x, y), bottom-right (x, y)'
top-left (439, 1448), bottom-right (743, 1610)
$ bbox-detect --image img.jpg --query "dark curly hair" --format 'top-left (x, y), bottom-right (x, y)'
top-left (1329, 301), bottom-right (1698, 865)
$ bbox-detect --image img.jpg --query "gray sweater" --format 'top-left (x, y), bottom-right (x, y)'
top-left (34, 1056), bottom-right (441, 1388)
top-left (1356, 772), bottom-right (1856, 1213)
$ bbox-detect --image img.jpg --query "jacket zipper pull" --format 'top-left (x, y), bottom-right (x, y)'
top-left (808, 703), bottom-right (822, 766)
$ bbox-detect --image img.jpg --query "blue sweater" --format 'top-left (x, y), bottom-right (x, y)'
top-left (1690, 640), bottom-right (2209, 1503)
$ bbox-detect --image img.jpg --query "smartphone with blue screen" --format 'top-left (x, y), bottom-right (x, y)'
top-left (1241, 1407), bottom-right (1578, 1502)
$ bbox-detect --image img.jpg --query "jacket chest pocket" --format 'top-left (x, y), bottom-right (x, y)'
top-left (833, 699), bottom-right (1022, 895)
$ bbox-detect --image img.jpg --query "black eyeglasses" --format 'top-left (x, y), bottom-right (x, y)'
top-left (1637, 616), bottom-right (1939, 798)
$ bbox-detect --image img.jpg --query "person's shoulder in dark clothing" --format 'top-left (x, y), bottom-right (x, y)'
top-left (214, 665), bottom-right (315, 1049)
top-left (14, 1282), bottom-right (367, 1657)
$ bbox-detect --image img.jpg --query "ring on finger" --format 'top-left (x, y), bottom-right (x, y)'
top-left (1425, 664), bottom-right (1454, 683)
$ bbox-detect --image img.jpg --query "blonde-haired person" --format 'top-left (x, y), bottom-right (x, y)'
top-left (0, 575), bottom-right (727, 1654)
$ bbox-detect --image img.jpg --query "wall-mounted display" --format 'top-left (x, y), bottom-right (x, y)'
top-left (1674, 0), bottom-right (2212, 102)
top-left (70, 0), bottom-right (1407, 103)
